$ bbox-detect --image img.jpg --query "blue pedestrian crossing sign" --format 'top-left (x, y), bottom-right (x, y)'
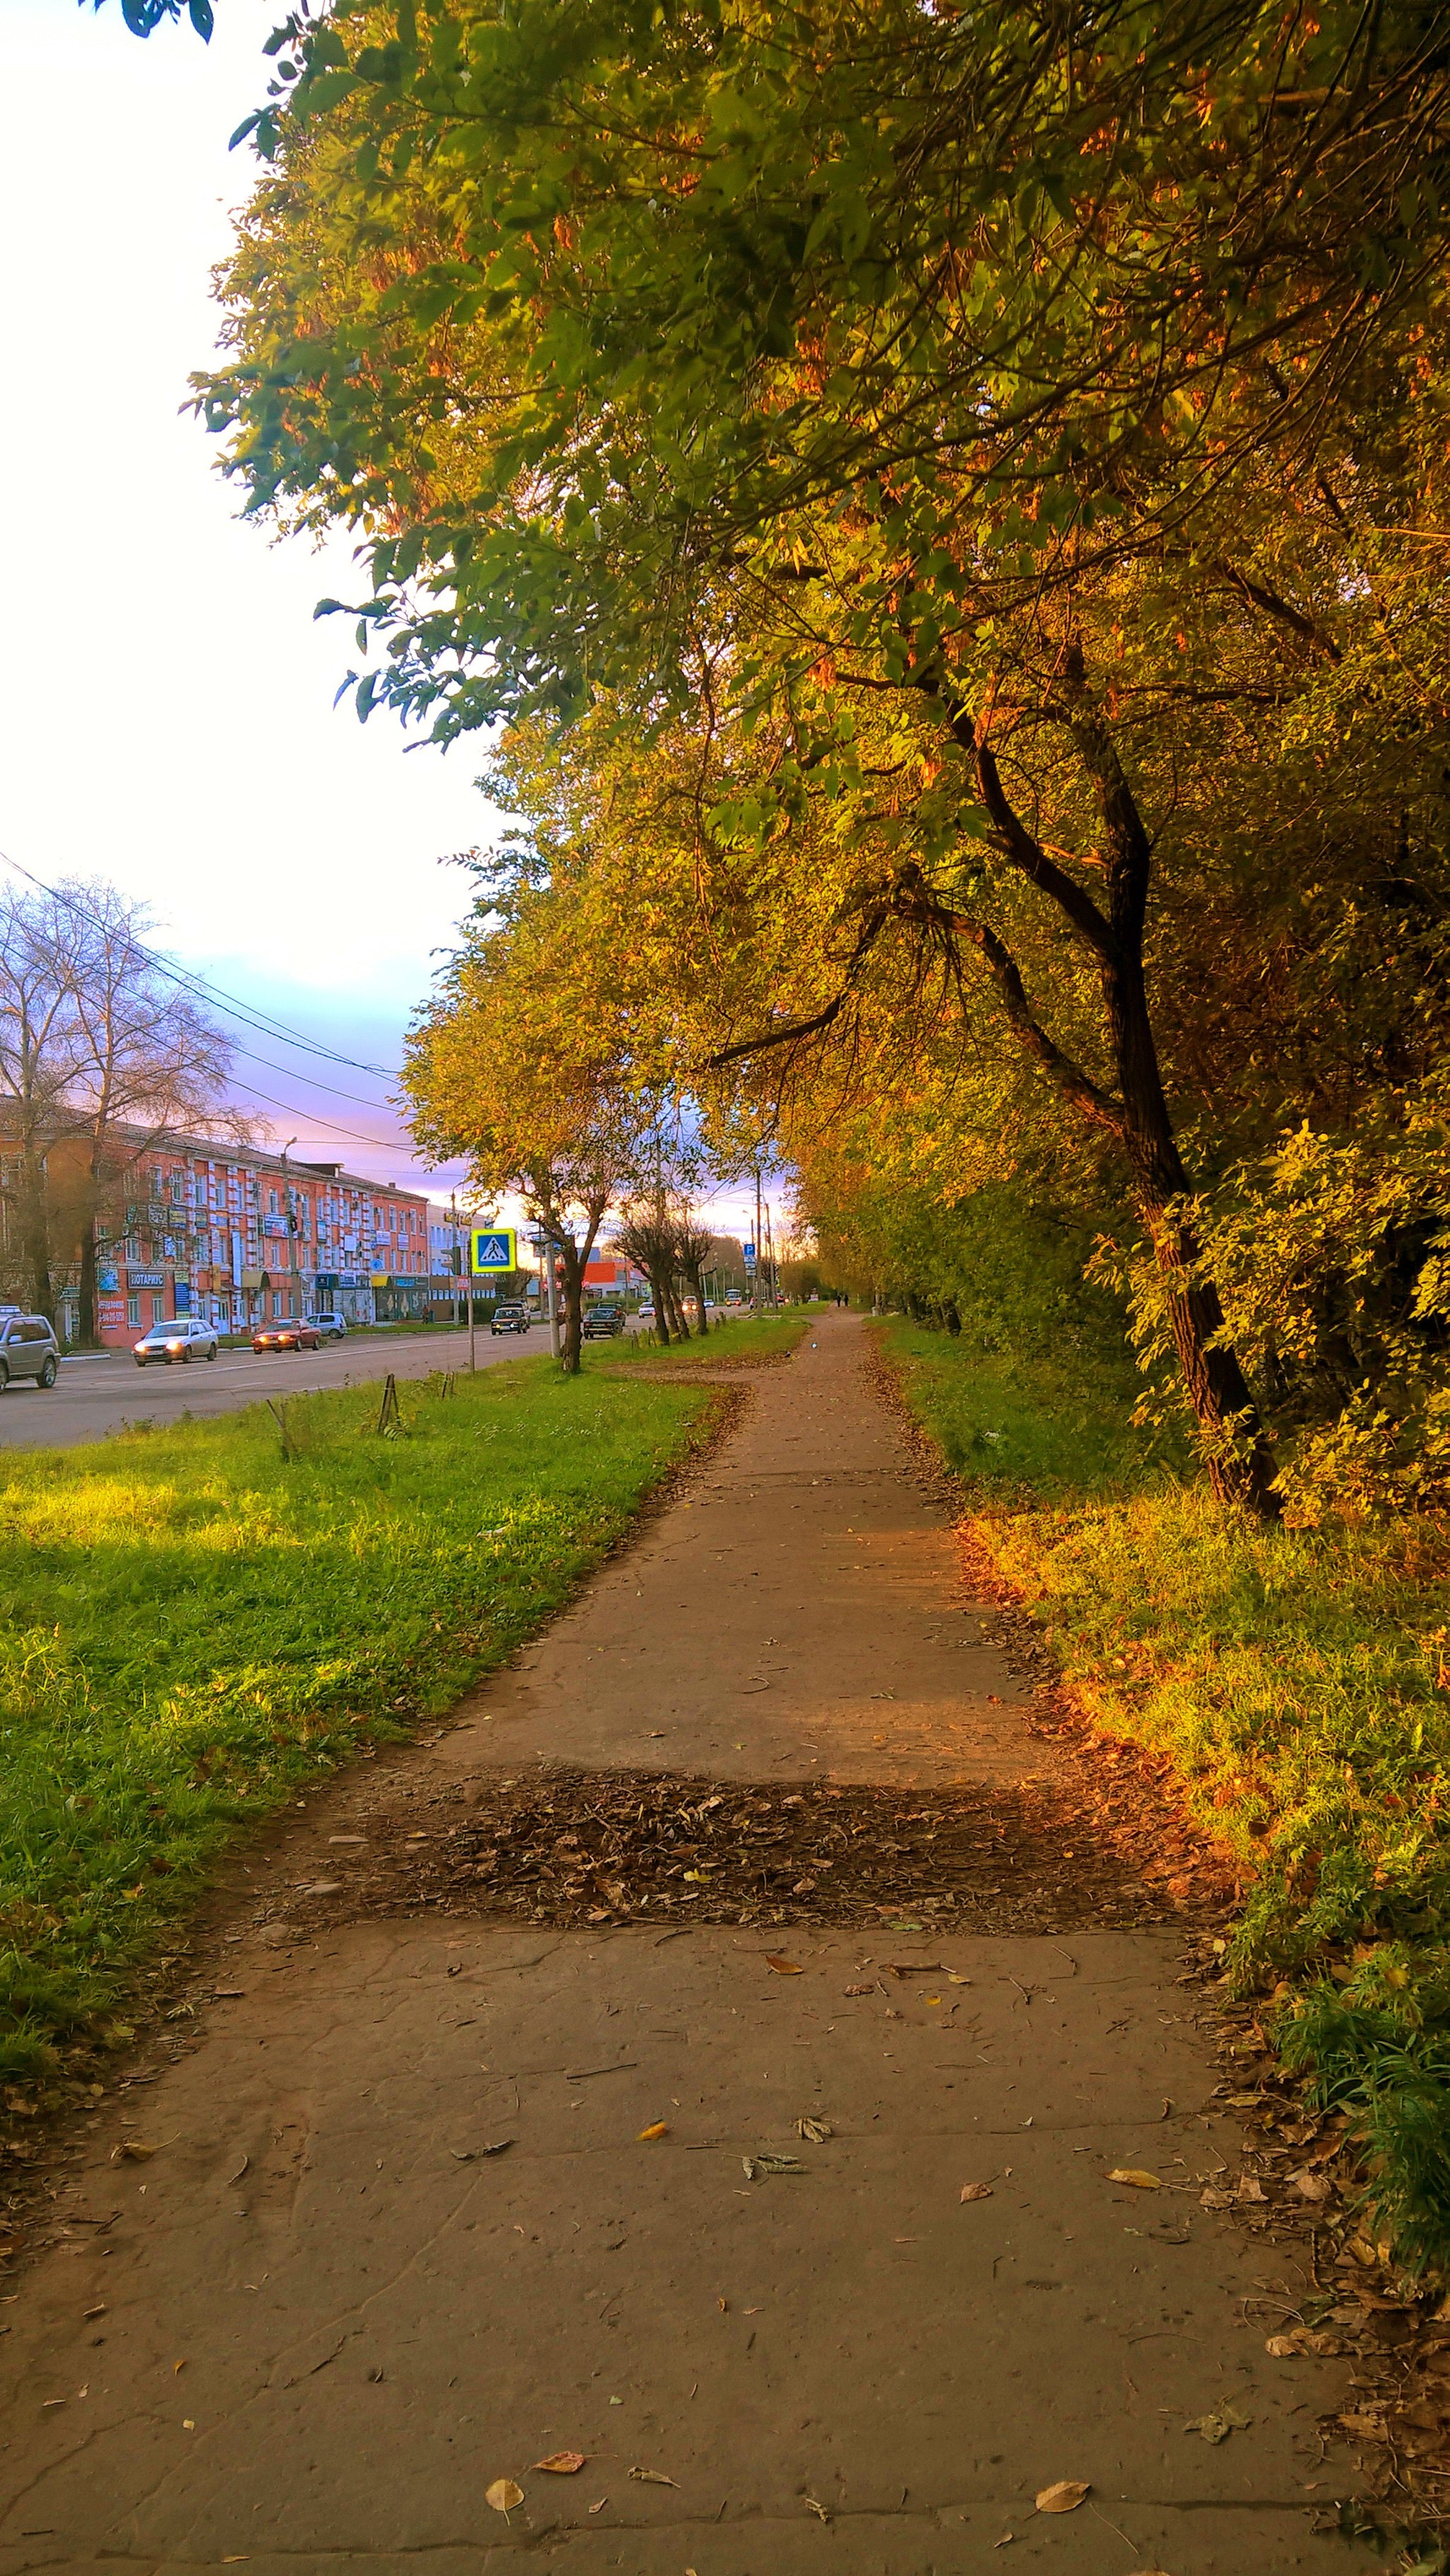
top-left (471, 1227), bottom-right (517, 1275)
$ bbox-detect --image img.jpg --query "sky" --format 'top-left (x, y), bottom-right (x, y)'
top-left (0, 0), bottom-right (486, 1189)
top-left (0, 0), bottom-right (770, 1240)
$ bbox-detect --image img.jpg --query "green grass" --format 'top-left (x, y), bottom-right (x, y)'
top-left (0, 1356), bottom-right (719, 2078)
top-left (879, 1315), bottom-right (1450, 2274)
top-left (879, 1318), bottom-right (1177, 1496)
top-left (597, 1308), bottom-right (814, 1367)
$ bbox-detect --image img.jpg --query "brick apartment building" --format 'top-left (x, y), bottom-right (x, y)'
top-left (4, 1125), bottom-right (440, 1347)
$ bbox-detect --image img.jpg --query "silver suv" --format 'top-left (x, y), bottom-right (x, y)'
top-left (133, 1316), bottom-right (220, 1366)
top-left (303, 1312), bottom-right (348, 1341)
top-left (0, 1313), bottom-right (59, 1390)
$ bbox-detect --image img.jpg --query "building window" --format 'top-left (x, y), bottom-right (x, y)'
top-left (127, 1294), bottom-right (140, 1327)
top-left (152, 1294), bottom-right (164, 1326)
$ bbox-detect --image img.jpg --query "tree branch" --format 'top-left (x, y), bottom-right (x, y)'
top-left (705, 910), bottom-right (887, 1070)
top-left (887, 870), bottom-right (1125, 1138)
top-left (925, 680), bottom-right (1119, 962)
top-left (1213, 560), bottom-right (1343, 663)
top-left (1058, 646), bottom-right (1153, 951)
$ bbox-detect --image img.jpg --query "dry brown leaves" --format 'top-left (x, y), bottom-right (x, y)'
top-left (284, 1765), bottom-right (1195, 1943)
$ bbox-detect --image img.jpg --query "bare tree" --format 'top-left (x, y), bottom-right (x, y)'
top-left (63, 883), bottom-right (236, 1342)
top-left (0, 883), bottom-right (90, 1317)
top-left (0, 876), bottom-right (236, 1329)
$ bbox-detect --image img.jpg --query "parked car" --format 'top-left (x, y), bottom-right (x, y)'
top-left (303, 1312), bottom-right (348, 1341)
top-left (0, 1312), bottom-right (60, 1390)
top-left (490, 1302), bottom-right (532, 1335)
top-left (251, 1320), bottom-right (324, 1353)
top-left (582, 1304), bottom-right (626, 1339)
top-left (133, 1316), bottom-right (219, 1367)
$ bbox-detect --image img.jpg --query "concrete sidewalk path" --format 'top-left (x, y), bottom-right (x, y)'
top-left (0, 1315), bottom-right (1376, 2575)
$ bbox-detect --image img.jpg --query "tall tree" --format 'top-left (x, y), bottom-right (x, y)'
top-left (0, 884), bottom-right (90, 1319)
top-left (0, 878), bottom-right (234, 1328)
top-left (405, 906), bottom-right (653, 1372)
top-left (64, 883), bottom-right (236, 1343)
top-left (202, 0), bottom-right (1450, 1504)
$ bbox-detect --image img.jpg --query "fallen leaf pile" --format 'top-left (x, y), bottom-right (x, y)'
top-left (1180, 1963), bottom-right (1450, 2516)
top-left (273, 1766), bottom-right (1189, 1940)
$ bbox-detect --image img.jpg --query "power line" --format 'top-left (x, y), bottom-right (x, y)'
top-left (0, 845), bottom-right (476, 1176)
top-left (0, 848), bottom-right (407, 1081)
top-left (227, 1075), bottom-right (421, 1161)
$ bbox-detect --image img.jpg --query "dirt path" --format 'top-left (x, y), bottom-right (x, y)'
top-left (0, 1316), bottom-right (1379, 2574)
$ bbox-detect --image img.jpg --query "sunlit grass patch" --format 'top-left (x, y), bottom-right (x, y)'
top-left (596, 1308), bottom-right (814, 1368)
top-left (0, 1356), bottom-right (717, 2076)
top-left (877, 1315), bottom-right (1450, 2272)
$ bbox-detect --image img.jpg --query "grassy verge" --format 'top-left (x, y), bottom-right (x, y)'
top-left (598, 1309), bottom-right (816, 1368)
top-left (879, 1315), bottom-right (1450, 2273)
top-left (0, 1356), bottom-right (719, 2079)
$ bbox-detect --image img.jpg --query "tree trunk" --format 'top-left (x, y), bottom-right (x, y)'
top-left (972, 669), bottom-right (1283, 1521)
top-left (1097, 928), bottom-right (1279, 1512)
top-left (78, 1225), bottom-right (98, 1346)
top-left (558, 1246), bottom-right (584, 1374)
top-left (664, 1276), bottom-right (690, 1339)
top-left (646, 1263), bottom-right (672, 1343)
top-left (18, 1147), bottom-right (53, 1320)
top-left (685, 1264), bottom-right (709, 1332)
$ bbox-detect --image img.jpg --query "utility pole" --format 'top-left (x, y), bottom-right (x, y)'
top-left (279, 1136), bottom-right (297, 1317)
top-left (754, 1167), bottom-right (763, 1313)
top-left (466, 1215), bottom-right (476, 1373)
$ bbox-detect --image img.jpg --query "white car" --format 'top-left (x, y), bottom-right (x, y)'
top-left (303, 1312), bottom-right (348, 1341)
top-left (133, 1316), bottom-right (220, 1366)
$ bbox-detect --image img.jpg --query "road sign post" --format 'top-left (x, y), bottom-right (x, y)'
top-left (469, 1227), bottom-right (518, 1373)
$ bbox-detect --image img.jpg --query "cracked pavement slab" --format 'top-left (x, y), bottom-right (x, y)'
top-left (0, 1317), bottom-right (1381, 2572)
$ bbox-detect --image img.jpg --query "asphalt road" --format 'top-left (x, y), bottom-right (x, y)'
top-left (0, 1323), bottom-right (547, 1453)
